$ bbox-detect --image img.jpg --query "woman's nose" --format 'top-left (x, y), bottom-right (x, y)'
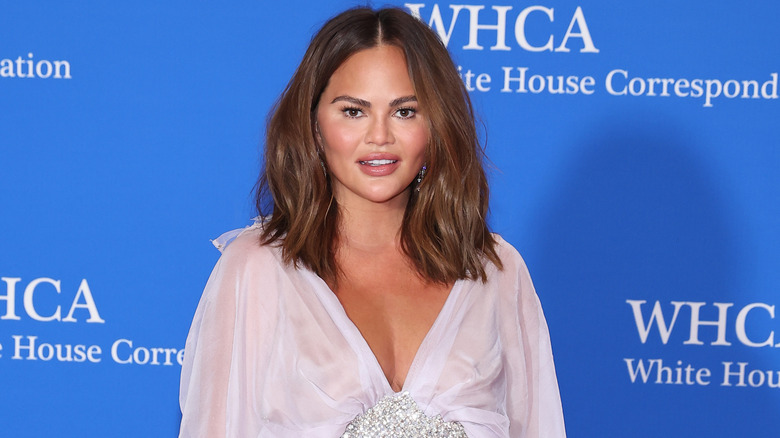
top-left (365, 117), bottom-right (394, 146)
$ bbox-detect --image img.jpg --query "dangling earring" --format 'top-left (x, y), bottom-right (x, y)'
top-left (415, 164), bottom-right (427, 192)
top-left (314, 121), bottom-right (327, 177)
top-left (318, 154), bottom-right (327, 177)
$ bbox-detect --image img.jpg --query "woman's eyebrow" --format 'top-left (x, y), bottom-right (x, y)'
top-left (389, 95), bottom-right (417, 107)
top-left (331, 95), bottom-right (371, 107)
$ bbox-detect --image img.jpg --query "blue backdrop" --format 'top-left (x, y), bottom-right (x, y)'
top-left (1, 1), bottom-right (778, 436)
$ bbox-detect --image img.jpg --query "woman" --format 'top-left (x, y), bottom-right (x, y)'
top-left (179, 7), bottom-right (565, 437)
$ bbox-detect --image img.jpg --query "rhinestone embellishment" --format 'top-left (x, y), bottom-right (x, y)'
top-left (340, 392), bottom-right (468, 438)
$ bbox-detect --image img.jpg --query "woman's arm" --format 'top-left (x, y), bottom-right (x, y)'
top-left (499, 241), bottom-right (567, 438)
top-left (179, 230), bottom-right (277, 437)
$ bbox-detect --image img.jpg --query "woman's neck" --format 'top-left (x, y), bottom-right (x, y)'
top-left (336, 194), bottom-right (409, 252)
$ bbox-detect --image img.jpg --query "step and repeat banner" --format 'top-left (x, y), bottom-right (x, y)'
top-left (2, 1), bottom-right (778, 436)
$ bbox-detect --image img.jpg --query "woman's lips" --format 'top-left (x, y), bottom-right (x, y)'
top-left (357, 156), bottom-right (400, 176)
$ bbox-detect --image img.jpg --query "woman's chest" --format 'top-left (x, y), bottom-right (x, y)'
top-left (334, 273), bottom-right (454, 391)
top-left (254, 270), bottom-right (508, 428)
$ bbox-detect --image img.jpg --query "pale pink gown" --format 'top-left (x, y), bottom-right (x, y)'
top-left (179, 222), bottom-right (566, 437)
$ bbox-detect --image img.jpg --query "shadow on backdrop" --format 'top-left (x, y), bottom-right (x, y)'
top-left (527, 115), bottom-right (778, 437)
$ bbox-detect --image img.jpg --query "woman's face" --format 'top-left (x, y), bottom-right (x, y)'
top-left (316, 45), bottom-right (428, 210)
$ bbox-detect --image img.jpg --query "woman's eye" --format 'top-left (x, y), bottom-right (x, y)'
top-left (342, 107), bottom-right (363, 118)
top-left (395, 107), bottom-right (416, 119)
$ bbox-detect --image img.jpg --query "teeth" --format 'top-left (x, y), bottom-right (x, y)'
top-left (360, 159), bottom-right (397, 166)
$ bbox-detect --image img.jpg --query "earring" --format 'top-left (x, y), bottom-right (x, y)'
top-left (415, 164), bottom-right (427, 192)
top-left (314, 122), bottom-right (327, 177)
top-left (318, 155), bottom-right (327, 177)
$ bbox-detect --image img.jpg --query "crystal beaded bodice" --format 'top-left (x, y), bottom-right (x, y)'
top-left (340, 392), bottom-right (468, 438)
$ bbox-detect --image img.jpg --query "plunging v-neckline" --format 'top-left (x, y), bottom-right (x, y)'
top-left (307, 272), bottom-right (463, 394)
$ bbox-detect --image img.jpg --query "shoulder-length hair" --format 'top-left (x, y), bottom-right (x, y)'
top-left (256, 7), bottom-right (502, 284)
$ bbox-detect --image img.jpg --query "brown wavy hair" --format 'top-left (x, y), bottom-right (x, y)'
top-left (255, 7), bottom-right (502, 284)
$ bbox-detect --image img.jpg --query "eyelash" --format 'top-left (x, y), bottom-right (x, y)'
top-left (341, 106), bottom-right (363, 118)
top-left (394, 107), bottom-right (417, 119)
top-left (339, 106), bottom-right (417, 119)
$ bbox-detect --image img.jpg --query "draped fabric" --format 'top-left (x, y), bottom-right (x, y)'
top-left (179, 222), bottom-right (566, 437)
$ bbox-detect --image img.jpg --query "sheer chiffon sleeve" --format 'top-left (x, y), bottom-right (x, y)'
top-left (497, 238), bottom-right (567, 438)
top-left (179, 228), bottom-right (279, 437)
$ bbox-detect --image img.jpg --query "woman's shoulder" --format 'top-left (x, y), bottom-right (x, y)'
top-left (198, 220), bottom-right (293, 307)
top-left (210, 219), bottom-right (284, 269)
top-left (482, 233), bottom-right (539, 303)
top-left (489, 233), bottom-right (530, 274)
